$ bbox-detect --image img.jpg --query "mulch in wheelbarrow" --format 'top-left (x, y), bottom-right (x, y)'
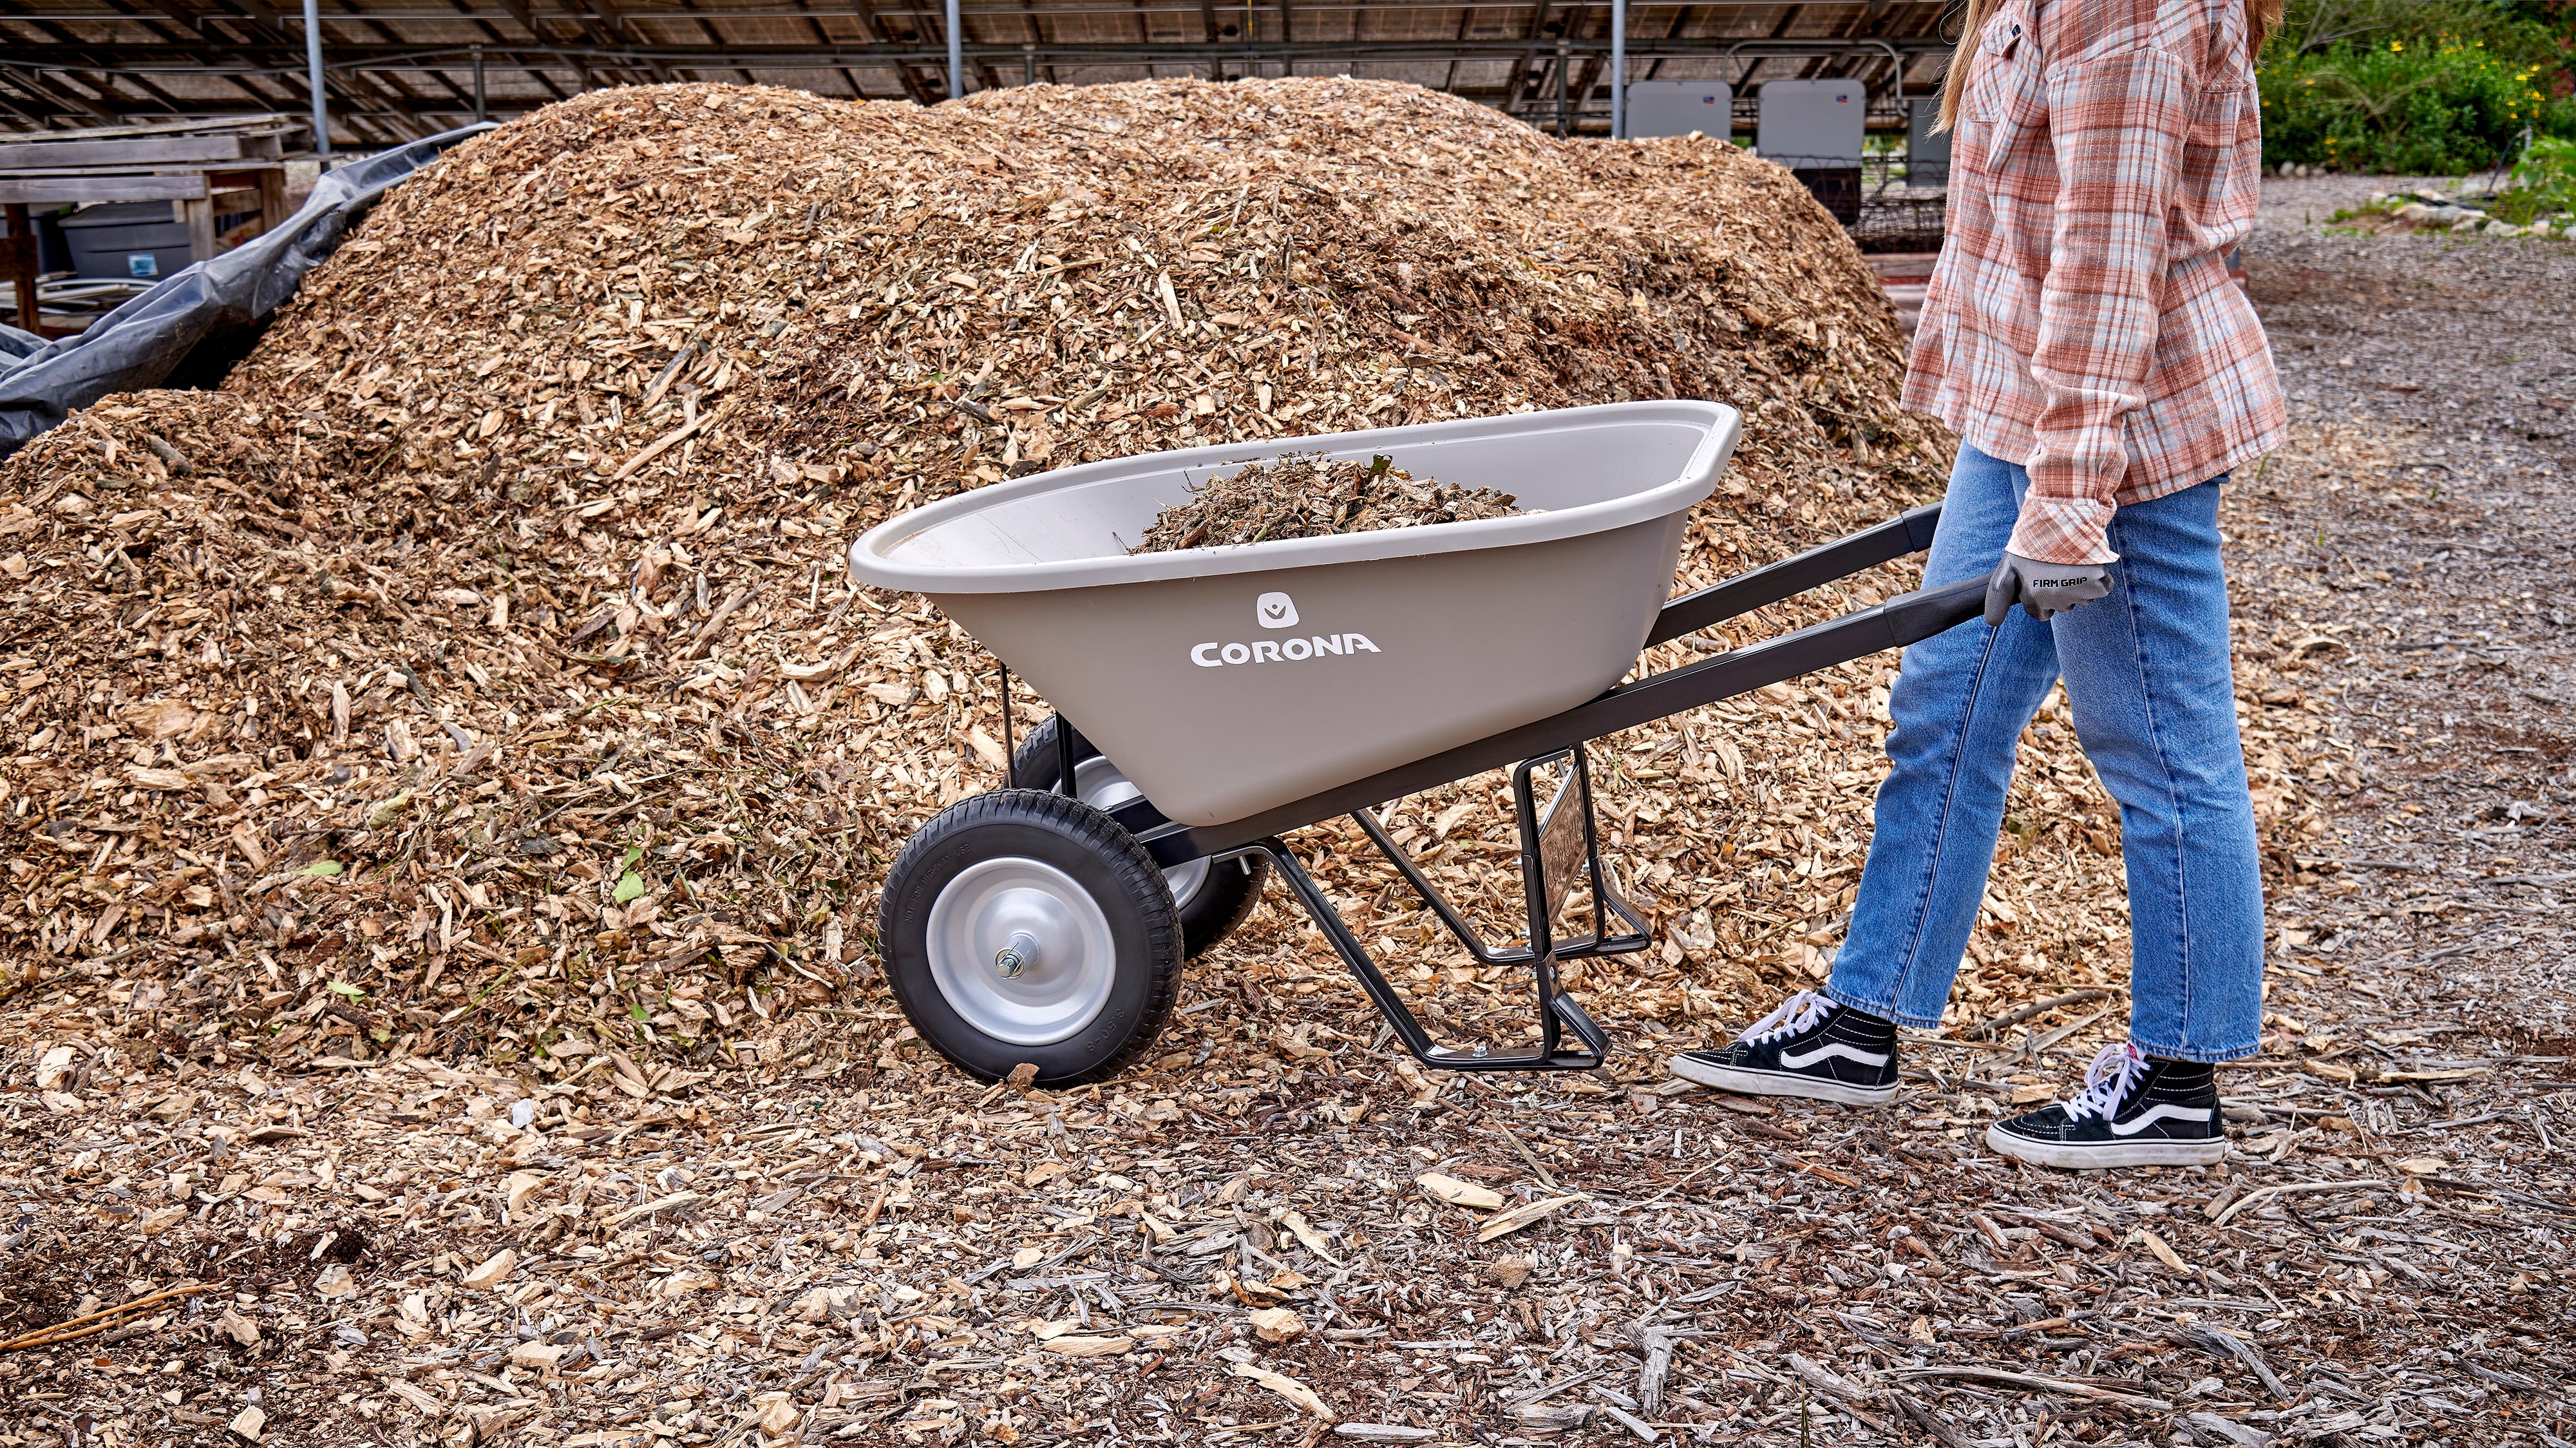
top-left (1131, 451), bottom-right (1520, 552)
top-left (0, 74), bottom-right (2345, 1083)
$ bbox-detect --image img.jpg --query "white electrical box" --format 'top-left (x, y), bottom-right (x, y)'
top-left (1756, 79), bottom-right (1866, 167)
top-left (1625, 80), bottom-right (1734, 140)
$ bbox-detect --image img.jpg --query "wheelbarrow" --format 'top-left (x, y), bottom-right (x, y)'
top-left (845, 401), bottom-right (1985, 1085)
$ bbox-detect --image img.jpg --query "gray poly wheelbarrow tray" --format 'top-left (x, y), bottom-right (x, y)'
top-left (846, 401), bottom-right (1986, 1085)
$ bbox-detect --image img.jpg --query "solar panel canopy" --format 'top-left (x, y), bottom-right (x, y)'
top-left (0, 1), bottom-right (1962, 146)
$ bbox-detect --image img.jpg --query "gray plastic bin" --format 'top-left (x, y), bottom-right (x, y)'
top-left (846, 401), bottom-right (1743, 828)
top-left (62, 202), bottom-right (193, 281)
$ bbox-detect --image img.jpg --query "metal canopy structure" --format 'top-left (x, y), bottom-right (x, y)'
top-left (0, 0), bottom-right (1962, 147)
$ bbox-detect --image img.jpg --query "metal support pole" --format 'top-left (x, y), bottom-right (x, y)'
top-left (471, 45), bottom-right (486, 121)
top-left (1610, 0), bottom-right (1625, 138)
top-left (945, 0), bottom-right (963, 99)
top-left (1022, 41), bottom-right (1036, 85)
top-left (303, 0), bottom-right (330, 156)
top-left (1554, 37), bottom-right (1569, 138)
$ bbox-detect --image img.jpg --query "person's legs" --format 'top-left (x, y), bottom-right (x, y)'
top-left (1984, 476), bottom-right (2264, 1168)
top-left (2048, 479), bottom-right (2266, 1062)
top-left (1824, 446), bottom-right (2065, 1028)
top-left (1667, 444), bottom-right (2062, 1102)
top-left (1672, 447), bottom-right (2264, 1142)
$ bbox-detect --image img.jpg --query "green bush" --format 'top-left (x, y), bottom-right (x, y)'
top-left (2261, 37), bottom-right (2571, 173)
top-left (2257, 0), bottom-right (2575, 171)
top-left (2495, 132), bottom-right (2576, 218)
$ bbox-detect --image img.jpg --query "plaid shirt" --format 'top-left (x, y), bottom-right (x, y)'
top-left (1903, 0), bottom-right (2286, 565)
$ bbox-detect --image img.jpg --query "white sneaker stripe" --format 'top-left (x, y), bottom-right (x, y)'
top-left (1779, 1042), bottom-right (1891, 1071)
top-left (2107, 1103), bottom-right (2214, 1138)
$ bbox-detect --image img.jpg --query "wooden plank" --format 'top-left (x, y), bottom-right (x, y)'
top-left (184, 196), bottom-right (217, 267)
top-left (0, 166), bottom-right (274, 178)
top-left (0, 114), bottom-right (289, 144)
top-left (207, 167), bottom-right (287, 207)
top-left (0, 133), bottom-right (282, 169)
top-left (3, 203), bottom-right (36, 332)
top-left (256, 167), bottom-right (290, 236)
top-left (206, 169), bottom-right (267, 205)
top-left (1863, 251), bottom-right (1938, 280)
top-left (0, 175), bottom-right (210, 205)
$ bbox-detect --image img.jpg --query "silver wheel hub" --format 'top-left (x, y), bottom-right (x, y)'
top-left (925, 856), bottom-right (1117, 1047)
top-left (1074, 754), bottom-right (1207, 909)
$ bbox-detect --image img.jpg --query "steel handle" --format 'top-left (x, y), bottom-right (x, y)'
top-left (1647, 502), bottom-right (1943, 647)
top-left (1882, 576), bottom-right (1989, 646)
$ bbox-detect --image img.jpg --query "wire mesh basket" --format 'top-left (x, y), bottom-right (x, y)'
top-left (1852, 191), bottom-right (1947, 254)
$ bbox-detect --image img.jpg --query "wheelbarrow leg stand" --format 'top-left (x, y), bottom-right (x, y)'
top-left (1251, 842), bottom-right (1611, 1071)
top-left (1244, 748), bottom-right (1643, 1072)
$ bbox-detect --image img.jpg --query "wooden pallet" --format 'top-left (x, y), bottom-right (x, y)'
top-left (1, 115), bottom-right (298, 336)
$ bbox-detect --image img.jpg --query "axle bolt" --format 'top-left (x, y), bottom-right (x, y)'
top-left (994, 931), bottom-right (1040, 979)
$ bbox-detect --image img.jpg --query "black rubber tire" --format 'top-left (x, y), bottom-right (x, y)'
top-left (878, 788), bottom-right (1181, 1087)
top-left (1009, 713), bottom-right (1269, 959)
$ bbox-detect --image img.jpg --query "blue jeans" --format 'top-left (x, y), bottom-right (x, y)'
top-left (1824, 444), bottom-right (2264, 1062)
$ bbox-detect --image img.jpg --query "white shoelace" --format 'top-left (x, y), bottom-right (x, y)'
top-left (1739, 989), bottom-right (1833, 1045)
top-left (2062, 1042), bottom-right (2146, 1121)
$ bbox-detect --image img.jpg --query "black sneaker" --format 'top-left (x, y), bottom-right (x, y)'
top-left (1987, 1043), bottom-right (2225, 1168)
top-left (1663, 991), bottom-right (1899, 1105)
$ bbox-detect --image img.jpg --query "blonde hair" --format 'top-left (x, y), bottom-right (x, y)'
top-left (1934, 0), bottom-right (2282, 132)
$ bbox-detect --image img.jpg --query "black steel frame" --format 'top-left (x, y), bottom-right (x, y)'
top-left (1039, 501), bottom-right (1982, 1072)
top-left (1242, 744), bottom-right (1648, 1072)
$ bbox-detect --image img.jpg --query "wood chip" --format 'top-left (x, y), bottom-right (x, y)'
top-left (1475, 1194), bottom-right (1586, 1243)
top-left (1248, 1306), bottom-right (1307, 1342)
top-left (2134, 1226), bottom-right (2192, 1274)
top-left (460, 1248), bottom-right (517, 1290)
top-left (1416, 1172), bottom-right (1506, 1210)
top-left (1041, 1335), bottom-right (1136, 1357)
top-left (1134, 452), bottom-right (1518, 553)
top-left (1229, 1362), bottom-right (1333, 1418)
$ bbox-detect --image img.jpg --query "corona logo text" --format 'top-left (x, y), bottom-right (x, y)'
top-left (1189, 633), bottom-right (1381, 668)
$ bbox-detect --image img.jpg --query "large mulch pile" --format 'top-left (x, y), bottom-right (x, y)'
top-left (0, 73), bottom-right (2088, 1080)
top-left (0, 78), bottom-right (2408, 1447)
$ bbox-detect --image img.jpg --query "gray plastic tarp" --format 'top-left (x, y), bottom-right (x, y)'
top-left (0, 121), bottom-right (493, 459)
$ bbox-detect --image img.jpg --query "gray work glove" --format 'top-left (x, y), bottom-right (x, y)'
top-left (1983, 551), bottom-right (2112, 626)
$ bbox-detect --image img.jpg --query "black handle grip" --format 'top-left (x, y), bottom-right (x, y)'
top-left (1882, 576), bottom-right (1989, 647)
